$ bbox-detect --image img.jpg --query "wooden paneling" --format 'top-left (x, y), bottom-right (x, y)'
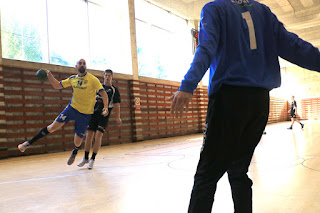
top-left (301, 98), bottom-right (320, 119)
top-left (268, 97), bottom-right (288, 123)
top-left (137, 81), bottom-right (207, 140)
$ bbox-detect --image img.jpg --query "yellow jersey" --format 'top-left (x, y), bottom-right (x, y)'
top-left (60, 72), bottom-right (104, 114)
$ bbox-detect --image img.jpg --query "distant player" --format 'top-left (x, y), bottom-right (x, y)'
top-left (287, 96), bottom-right (304, 129)
top-left (77, 69), bottom-right (122, 169)
top-left (18, 59), bottom-right (109, 165)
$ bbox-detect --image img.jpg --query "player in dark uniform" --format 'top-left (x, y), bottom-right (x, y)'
top-left (77, 69), bottom-right (121, 169)
top-left (288, 96), bottom-right (304, 129)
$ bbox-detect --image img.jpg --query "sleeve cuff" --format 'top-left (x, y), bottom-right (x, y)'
top-left (179, 82), bottom-right (197, 94)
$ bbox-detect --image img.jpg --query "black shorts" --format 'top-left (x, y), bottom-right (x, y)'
top-left (87, 108), bottom-right (113, 133)
top-left (290, 110), bottom-right (296, 118)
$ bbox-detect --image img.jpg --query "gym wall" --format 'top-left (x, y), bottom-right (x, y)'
top-left (0, 59), bottom-right (298, 159)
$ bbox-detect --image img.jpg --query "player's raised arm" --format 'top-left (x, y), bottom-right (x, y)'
top-left (44, 69), bottom-right (63, 89)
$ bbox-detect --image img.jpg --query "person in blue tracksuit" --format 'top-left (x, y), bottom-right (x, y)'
top-left (168, 0), bottom-right (320, 212)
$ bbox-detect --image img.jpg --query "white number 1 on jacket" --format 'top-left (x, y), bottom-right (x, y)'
top-left (242, 11), bottom-right (257, 50)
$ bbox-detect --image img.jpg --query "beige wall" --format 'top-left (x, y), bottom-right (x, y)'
top-left (271, 66), bottom-right (320, 100)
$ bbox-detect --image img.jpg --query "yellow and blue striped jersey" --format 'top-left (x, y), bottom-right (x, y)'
top-left (60, 72), bottom-right (104, 114)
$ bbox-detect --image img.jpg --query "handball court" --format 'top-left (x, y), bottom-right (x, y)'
top-left (1, 120), bottom-right (320, 213)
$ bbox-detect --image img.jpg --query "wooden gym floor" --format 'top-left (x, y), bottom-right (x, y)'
top-left (1, 120), bottom-right (320, 213)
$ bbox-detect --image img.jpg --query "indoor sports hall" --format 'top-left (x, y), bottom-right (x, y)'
top-left (0, 0), bottom-right (320, 212)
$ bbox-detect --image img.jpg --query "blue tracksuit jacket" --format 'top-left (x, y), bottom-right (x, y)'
top-left (179, 0), bottom-right (320, 98)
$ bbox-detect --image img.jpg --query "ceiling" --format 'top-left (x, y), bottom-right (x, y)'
top-left (149, 0), bottom-right (320, 49)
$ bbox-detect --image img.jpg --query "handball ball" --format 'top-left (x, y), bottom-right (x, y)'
top-left (36, 69), bottom-right (48, 81)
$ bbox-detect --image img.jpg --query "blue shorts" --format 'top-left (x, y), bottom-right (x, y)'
top-left (56, 105), bottom-right (91, 138)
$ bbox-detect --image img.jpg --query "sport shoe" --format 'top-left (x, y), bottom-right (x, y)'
top-left (18, 141), bottom-right (30, 152)
top-left (287, 126), bottom-right (292, 130)
top-left (301, 123), bottom-right (304, 129)
top-left (77, 158), bottom-right (89, 167)
top-left (67, 151), bottom-right (77, 165)
top-left (87, 159), bottom-right (95, 169)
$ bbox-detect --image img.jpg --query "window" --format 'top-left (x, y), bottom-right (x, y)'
top-left (1, 0), bottom-right (48, 63)
top-left (88, 1), bottom-right (132, 74)
top-left (1, 0), bottom-right (132, 75)
top-left (202, 70), bottom-right (210, 87)
top-left (135, 0), bottom-right (192, 81)
top-left (47, 0), bottom-right (89, 66)
top-left (136, 21), bottom-right (170, 79)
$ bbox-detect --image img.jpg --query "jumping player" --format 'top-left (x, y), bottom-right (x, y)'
top-left (77, 69), bottom-right (122, 169)
top-left (18, 59), bottom-right (109, 166)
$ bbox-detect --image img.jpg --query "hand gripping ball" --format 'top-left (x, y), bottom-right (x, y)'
top-left (36, 69), bottom-right (48, 81)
